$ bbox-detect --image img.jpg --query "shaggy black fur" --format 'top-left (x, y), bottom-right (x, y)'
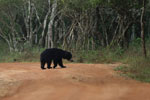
top-left (40, 48), bottom-right (73, 69)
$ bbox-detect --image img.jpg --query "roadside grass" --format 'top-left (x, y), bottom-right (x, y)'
top-left (0, 47), bottom-right (45, 62)
top-left (114, 42), bottom-right (150, 83)
top-left (0, 41), bottom-right (9, 62)
top-left (115, 57), bottom-right (150, 82)
top-left (73, 47), bottom-right (123, 63)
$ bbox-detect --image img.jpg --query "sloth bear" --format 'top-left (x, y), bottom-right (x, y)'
top-left (40, 48), bottom-right (73, 69)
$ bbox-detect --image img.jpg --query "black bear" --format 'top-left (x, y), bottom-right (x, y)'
top-left (40, 48), bottom-right (73, 69)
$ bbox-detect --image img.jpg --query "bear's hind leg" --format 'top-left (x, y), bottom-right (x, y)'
top-left (41, 61), bottom-right (46, 70)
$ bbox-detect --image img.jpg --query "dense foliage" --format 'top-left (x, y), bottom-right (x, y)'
top-left (0, 0), bottom-right (149, 52)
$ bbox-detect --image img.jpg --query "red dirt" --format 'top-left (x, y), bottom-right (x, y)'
top-left (0, 63), bottom-right (150, 100)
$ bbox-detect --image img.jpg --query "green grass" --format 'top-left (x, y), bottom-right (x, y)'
top-left (0, 40), bottom-right (9, 62)
top-left (114, 45), bottom-right (150, 83)
top-left (115, 57), bottom-right (150, 82)
top-left (0, 46), bottom-right (45, 62)
top-left (72, 47), bottom-right (123, 64)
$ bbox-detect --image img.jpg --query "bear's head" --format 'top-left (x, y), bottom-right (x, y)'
top-left (63, 51), bottom-right (73, 62)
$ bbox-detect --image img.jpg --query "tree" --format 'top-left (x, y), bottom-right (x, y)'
top-left (141, 0), bottom-right (147, 58)
top-left (0, 0), bottom-right (24, 52)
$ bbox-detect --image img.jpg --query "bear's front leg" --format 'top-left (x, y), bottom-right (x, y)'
top-left (53, 59), bottom-right (58, 69)
top-left (58, 59), bottom-right (66, 68)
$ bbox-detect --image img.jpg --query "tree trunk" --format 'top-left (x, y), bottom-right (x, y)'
top-left (47, 0), bottom-right (57, 48)
top-left (39, 1), bottom-right (51, 47)
top-left (23, 0), bottom-right (34, 46)
top-left (131, 24), bottom-right (135, 41)
top-left (99, 11), bottom-right (109, 46)
top-left (141, 0), bottom-right (147, 58)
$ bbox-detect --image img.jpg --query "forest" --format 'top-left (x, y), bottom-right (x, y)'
top-left (0, 0), bottom-right (150, 81)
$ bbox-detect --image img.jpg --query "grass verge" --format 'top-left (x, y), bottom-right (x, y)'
top-left (115, 56), bottom-right (150, 83)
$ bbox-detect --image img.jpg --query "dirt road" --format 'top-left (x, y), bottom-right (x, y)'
top-left (0, 63), bottom-right (150, 100)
